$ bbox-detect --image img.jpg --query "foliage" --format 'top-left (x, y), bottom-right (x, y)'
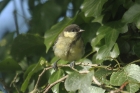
top-left (0, 0), bottom-right (140, 93)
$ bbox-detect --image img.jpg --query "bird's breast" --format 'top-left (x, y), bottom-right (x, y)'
top-left (54, 36), bottom-right (84, 61)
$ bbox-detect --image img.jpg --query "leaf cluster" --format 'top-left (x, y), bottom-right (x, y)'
top-left (0, 0), bottom-right (140, 93)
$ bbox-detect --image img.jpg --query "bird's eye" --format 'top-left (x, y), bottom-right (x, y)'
top-left (72, 29), bottom-right (75, 32)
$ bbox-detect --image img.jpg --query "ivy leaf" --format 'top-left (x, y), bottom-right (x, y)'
top-left (126, 82), bottom-right (139, 93)
top-left (65, 71), bottom-right (94, 91)
top-left (82, 23), bottom-right (101, 43)
top-left (48, 69), bottom-right (64, 93)
top-left (110, 70), bottom-right (127, 86)
top-left (0, 0), bottom-right (10, 13)
top-left (133, 42), bottom-right (140, 58)
top-left (110, 43), bottom-right (120, 58)
top-left (0, 58), bottom-right (21, 72)
top-left (11, 34), bottom-right (46, 61)
top-left (0, 32), bottom-right (14, 60)
top-left (122, 3), bottom-right (140, 23)
top-left (91, 21), bottom-right (127, 60)
top-left (96, 45), bottom-right (110, 60)
top-left (88, 86), bottom-right (105, 93)
top-left (82, 0), bottom-right (108, 17)
top-left (94, 68), bottom-right (113, 85)
top-left (21, 58), bottom-right (43, 92)
top-left (65, 71), bottom-right (105, 93)
top-left (44, 17), bottom-right (74, 53)
top-left (92, 15), bottom-right (104, 24)
top-left (124, 64), bottom-right (140, 83)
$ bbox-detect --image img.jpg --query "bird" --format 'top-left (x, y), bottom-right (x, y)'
top-left (53, 24), bottom-right (85, 68)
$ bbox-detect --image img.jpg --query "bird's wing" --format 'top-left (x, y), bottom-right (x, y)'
top-left (66, 33), bottom-right (82, 58)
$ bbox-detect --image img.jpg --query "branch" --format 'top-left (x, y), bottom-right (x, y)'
top-left (34, 67), bottom-right (52, 89)
top-left (43, 75), bottom-right (68, 93)
top-left (92, 76), bottom-right (101, 86)
top-left (128, 59), bottom-right (140, 65)
top-left (13, 1), bottom-right (19, 35)
top-left (34, 62), bottom-right (117, 92)
top-left (10, 73), bottom-right (20, 93)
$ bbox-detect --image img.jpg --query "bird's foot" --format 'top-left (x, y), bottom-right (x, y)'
top-left (52, 59), bottom-right (60, 70)
top-left (70, 61), bottom-right (75, 68)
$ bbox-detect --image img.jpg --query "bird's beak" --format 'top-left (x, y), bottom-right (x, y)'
top-left (79, 29), bottom-right (85, 32)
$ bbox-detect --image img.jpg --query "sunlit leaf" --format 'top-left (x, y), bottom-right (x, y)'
top-left (122, 3), bottom-right (140, 23)
top-left (96, 45), bottom-right (110, 60)
top-left (126, 82), bottom-right (139, 93)
top-left (65, 71), bottom-right (105, 93)
top-left (65, 71), bottom-right (94, 92)
top-left (110, 70), bottom-right (127, 86)
top-left (82, 0), bottom-right (108, 17)
top-left (91, 21), bottom-right (126, 60)
top-left (110, 43), bottom-right (120, 58)
top-left (124, 64), bottom-right (140, 83)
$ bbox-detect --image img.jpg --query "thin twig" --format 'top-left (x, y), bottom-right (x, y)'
top-left (120, 82), bottom-right (129, 90)
top-left (92, 76), bottom-right (101, 86)
top-left (43, 75), bottom-right (68, 93)
top-left (13, 1), bottom-right (19, 35)
top-left (20, 0), bottom-right (29, 28)
top-left (34, 67), bottom-right (52, 89)
top-left (84, 51), bottom-right (96, 58)
top-left (107, 57), bottom-right (121, 69)
top-left (34, 64), bottom-right (78, 90)
top-left (13, 83), bottom-right (20, 93)
top-left (128, 59), bottom-right (140, 65)
top-left (10, 73), bottom-right (20, 93)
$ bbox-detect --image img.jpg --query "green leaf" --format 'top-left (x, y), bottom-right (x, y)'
top-left (91, 21), bottom-right (126, 60)
top-left (105, 27), bottom-right (119, 49)
top-left (124, 64), bottom-right (140, 83)
top-left (110, 43), bottom-right (120, 58)
top-left (110, 70), bottom-right (127, 86)
top-left (0, 0), bottom-right (10, 13)
top-left (135, 18), bottom-right (140, 29)
top-left (11, 34), bottom-right (46, 61)
top-left (21, 58), bottom-right (43, 92)
top-left (92, 15), bottom-right (104, 24)
top-left (48, 69), bottom-right (64, 93)
top-left (87, 86), bottom-right (105, 93)
top-left (126, 82), bottom-right (139, 93)
top-left (94, 68), bottom-right (113, 85)
top-left (65, 71), bottom-right (94, 92)
top-left (44, 17), bottom-right (74, 52)
top-left (28, 0), bottom-right (63, 34)
top-left (122, 3), bottom-right (140, 23)
top-left (82, 0), bottom-right (108, 17)
top-left (96, 45), bottom-right (110, 60)
top-left (0, 58), bottom-right (21, 72)
top-left (82, 23), bottom-right (101, 43)
top-left (133, 42), bottom-right (140, 57)
top-left (117, 39), bottom-right (130, 54)
top-left (0, 32), bottom-right (14, 60)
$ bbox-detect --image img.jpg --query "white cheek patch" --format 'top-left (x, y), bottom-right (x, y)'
top-left (64, 31), bottom-right (77, 38)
